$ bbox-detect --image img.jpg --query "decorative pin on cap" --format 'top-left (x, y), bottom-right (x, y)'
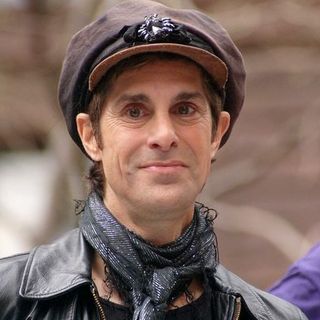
top-left (123, 14), bottom-right (191, 44)
top-left (137, 14), bottom-right (176, 42)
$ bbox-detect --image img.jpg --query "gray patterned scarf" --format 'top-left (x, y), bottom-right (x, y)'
top-left (79, 192), bottom-right (218, 320)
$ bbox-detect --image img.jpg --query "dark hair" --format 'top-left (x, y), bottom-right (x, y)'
top-left (86, 52), bottom-right (224, 198)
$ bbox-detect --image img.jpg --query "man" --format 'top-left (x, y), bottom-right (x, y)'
top-left (270, 242), bottom-right (320, 319)
top-left (0, 1), bottom-right (307, 319)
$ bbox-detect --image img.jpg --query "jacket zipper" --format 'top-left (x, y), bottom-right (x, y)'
top-left (91, 284), bottom-right (107, 320)
top-left (232, 296), bottom-right (241, 320)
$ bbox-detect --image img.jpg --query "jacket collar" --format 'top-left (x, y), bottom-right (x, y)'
top-left (18, 227), bottom-right (242, 302)
top-left (19, 229), bottom-right (92, 299)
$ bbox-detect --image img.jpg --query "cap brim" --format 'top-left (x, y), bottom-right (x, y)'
top-left (88, 43), bottom-right (228, 91)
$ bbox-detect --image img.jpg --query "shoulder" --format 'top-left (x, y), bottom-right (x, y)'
top-left (0, 252), bottom-right (30, 319)
top-left (294, 242), bottom-right (320, 273)
top-left (214, 264), bottom-right (307, 320)
top-left (269, 242), bottom-right (320, 319)
top-left (271, 242), bottom-right (320, 289)
top-left (0, 228), bottom-right (88, 319)
top-left (0, 252), bottom-right (30, 290)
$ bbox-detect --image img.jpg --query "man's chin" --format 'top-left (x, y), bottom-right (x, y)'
top-left (136, 187), bottom-right (197, 212)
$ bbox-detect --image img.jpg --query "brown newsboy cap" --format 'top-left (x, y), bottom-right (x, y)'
top-left (58, 0), bottom-right (246, 154)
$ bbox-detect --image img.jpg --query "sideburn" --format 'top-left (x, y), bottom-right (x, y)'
top-left (87, 161), bottom-right (105, 199)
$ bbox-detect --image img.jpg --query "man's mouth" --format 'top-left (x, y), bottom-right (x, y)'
top-left (139, 160), bottom-right (187, 168)
top-left (139, 160), bottom-right (187, 173)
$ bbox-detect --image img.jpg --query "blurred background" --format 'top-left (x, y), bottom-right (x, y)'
top-left (0, 0), bottom-right (319, 290)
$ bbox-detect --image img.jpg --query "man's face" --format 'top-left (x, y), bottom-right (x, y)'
top-left (78, 59), bottom-right (229, 224)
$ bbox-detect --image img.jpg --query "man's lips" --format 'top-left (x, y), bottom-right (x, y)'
top-left (139, 160), bottom-right (187, 169)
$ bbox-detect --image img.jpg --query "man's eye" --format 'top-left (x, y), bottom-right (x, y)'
top-left (127, 106), bottom-right (143, 118)
top-left (177, 104), bottom-right (195, 115)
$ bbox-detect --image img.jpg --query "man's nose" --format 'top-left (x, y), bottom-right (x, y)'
top-left (147, 113), bottom-right (178, 151)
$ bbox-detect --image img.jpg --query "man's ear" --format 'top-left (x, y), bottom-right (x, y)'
top-left (210, 111), bottom-right (230, 159)
top-left (76, 113), bottom-right (102, 161)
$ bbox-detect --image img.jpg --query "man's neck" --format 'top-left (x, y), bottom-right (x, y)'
top-left (103, 197), bottom-right (195, 246)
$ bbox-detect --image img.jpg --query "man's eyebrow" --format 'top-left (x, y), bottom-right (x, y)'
top-left (114, 93), bottom-right (150, 105)
top-left (112, 92), bottom-right (206, 106)
top-left (173, 91), bottom-right (207, 103)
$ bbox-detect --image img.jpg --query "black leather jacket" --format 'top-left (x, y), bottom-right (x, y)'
top-left (0, 229), bottom-right (307, 320)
